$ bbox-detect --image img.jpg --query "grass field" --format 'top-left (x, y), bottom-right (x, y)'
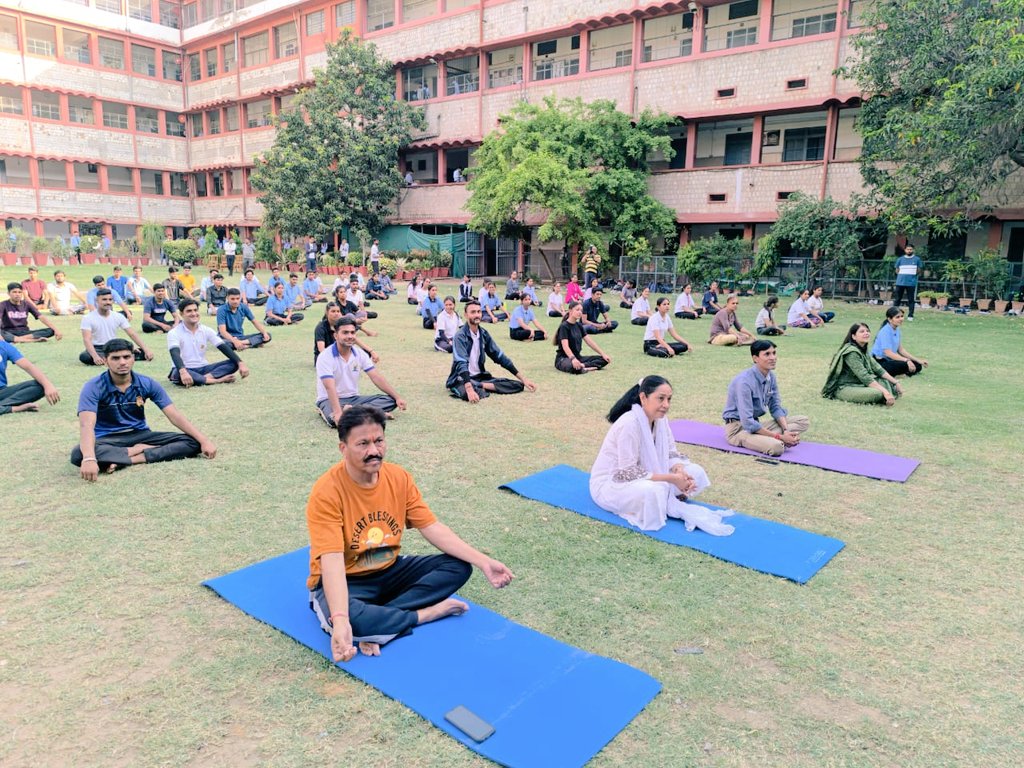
top-left (1, 263), bottom-right (1022, 767)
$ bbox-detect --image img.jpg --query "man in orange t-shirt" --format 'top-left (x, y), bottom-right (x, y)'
top-left (307, 405), bottom-right (515, 661)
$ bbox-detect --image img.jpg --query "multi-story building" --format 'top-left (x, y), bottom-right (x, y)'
top-left (2, 0), bottom-right (1022, 280)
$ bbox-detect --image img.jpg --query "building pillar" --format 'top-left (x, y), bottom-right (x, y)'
top-left (522, 41), bottom-right (532, 85)
top-left (751, 115), bottom-right (764, 165)
top-left (678, 225), bottom-right (690, 248)
top-left (685, 122), bottom-right (697, 169)
top-left (759, 0), bottom-right (774, 45)
top-left (694, 5), bottom-right (706, 53)
top-left (579, 29), bottom-right (590, 72)
top-left (98, 165), bottom-right (109, 193)
top-left (102, 223), bottom-right (113, 242)
top-left (58, 93), bottom-right (69, 122)
top-left (161, 170), bottom-right (171, 196)
top-left (987, 221), bottom-right (1002, 250)
top-left (394, 0), bottom-right (402, 26)
top-left (437, 148), bottom-right (446, 184)
top-left (131, 168), bottom-right (141, 194)
top-left (65, 162), bottom-right (76, 190)
top-left (517, 238), bottom-right (524, 273)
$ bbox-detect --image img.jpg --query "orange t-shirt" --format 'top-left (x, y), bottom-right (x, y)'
top-left (179, 273), bottom-right (197, 294)
top-left (306, 460), bottom-right (437, 589)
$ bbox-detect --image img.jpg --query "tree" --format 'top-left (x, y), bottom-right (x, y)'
top-left (677, 234), bottom-right (752, 286)
top-left (845, 0), bottom-right (1024, 234)
top-left (138, 221), bottom-right (165, 263)
top-left (466, 97), bottom-right (677, 254)
top-left (250, 31), bottom-right (425, 245)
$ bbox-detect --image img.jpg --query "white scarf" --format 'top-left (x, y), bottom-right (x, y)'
top-left (632, 404), bottom-right (672, 476)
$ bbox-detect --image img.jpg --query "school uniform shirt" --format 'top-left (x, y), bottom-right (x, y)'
top-left (702, 290), bottom-right (718, 313)
top-left (239, 277), bottom-right (264, 301)
top-left (283, 284), bottom-right (303, 307)
top-left (87, 286), bottom-right (127, 309)
top-left (755, 307), bottom-right (772, 329)
top-left (81, 310), bottom-right (130, 347)
top-left (303, 278), bottom-right (323, 298)
top-left (643, 312), bottom-right (674, 342)
top-left (48, 282), bottom-right (80, 313)
top-left (631, 297), bottom-right (651, 321)
top-left (420, 296), bottom-right (444, 318)
top-left (167, 322), bottom-right (222, 368)
top-left (807, 295), bottom-right (825, 314)
top-left (106, 275), bottom-right (129, 296)
top-left (434, 309), bottom-right (462, 340)
top-left (265, 295), bottom-right (291, 319)
top-left (582, 298), bottom-right (609, 323)
top-left (674, 292), bottom-right (696, 313)
top-left (787, 297), bottom-right (812, 324)
top-left (217, 303), bottom-right (256, 337)
top-left (510, 305), bottom-right (535, 329)
top-left (547, 292), bottom-right (564, 314)
top-left (77, 370), bottom-right (172, 437)
top-left (127, 277), bottom-right (152, 300)
top-left (480, 293), bottom-right (503, 312)
top-left (0, 339), bottom-right (24, 386)
top-left (871, 324), bottom-right (901, 358)
top-left (315, 344), bottom-right (375, 402)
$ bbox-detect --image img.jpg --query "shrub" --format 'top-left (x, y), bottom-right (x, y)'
top-left (31, 236), bottom-right (51, 254)
top-left (346, 251), bottom-right (363, 268)
top-left (163, 239), bottom-right (198, 265)
top-left (79, 235), bottom-right (100, 255)
top-left (379, 256), bottom-right (396, 275)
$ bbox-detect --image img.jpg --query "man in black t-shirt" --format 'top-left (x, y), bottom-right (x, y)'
top-left (581, 288), bottom-right (618, 333)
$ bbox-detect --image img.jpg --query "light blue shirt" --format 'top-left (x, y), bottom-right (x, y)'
top-left (239, 277), bottom-right (264, 300)
top-left (722, 366), bottom-right (787, 433)
top-left (420, 296), bottom-right (444, 318)
top-left (871, 323), bottom-right (900, 358)
top-left (266, 294), bottom-right (291, 318)
top-left (481, 293), bottom-right (502, 312)
top-left (511, 305), bottom-right (535, 329)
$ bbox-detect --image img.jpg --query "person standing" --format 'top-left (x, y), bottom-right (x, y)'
top-left (223, 236), bottom-right (237, 277)
top-left (241, 237), bottom-right (256, 272)
top-left (369, 239), bottom-right (380, 274)
top-left (581, 245), bottom-right (601, 288)
top-left (893, 244), bottom-right (923, 320)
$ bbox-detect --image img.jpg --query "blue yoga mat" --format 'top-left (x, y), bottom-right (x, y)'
top-left (500, 465), bottom-right (844, 584)
top-left (204, 548), bottom-right (661, 768)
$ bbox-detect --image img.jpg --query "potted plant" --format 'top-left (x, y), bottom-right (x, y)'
top-left (942, 259), bottom-right (970, 307)
top-left (50, 237), bottom-right (71, 265)
top-left (968, 247), bottom-right (1010, 315)
top-left (320, 254), bottom-right (337, 275)
top-left (933, 291), bottom-right (950, 309)
top-left (393, 256), bottom-right (409, 280)
top-left (78, 235), bottom-right (100, 264)
top-left (916, 290), bottom-right (935, 308)
top-left (140, 221), bottom-right (166, 266)
top-left (436, 249), bottom-right (452, 278)
top-left (993, 297), bottom-right (1010, 314)
top-left (285, 246), bottom-right (303, 271)
top-left (31, 236), bottom-right (51, 266)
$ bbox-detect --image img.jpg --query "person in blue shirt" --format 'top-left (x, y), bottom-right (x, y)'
top-left (106, 266), bottom-right (128, 298)
top-left (239, 268), bottom-right (268, 306)
top-left (0, 339), bottom-right (60, 415)
top-left (509, 293), bottom-right (546, 341)
top-left (521, 277), bottom-right (540, 306)
top-left (302, 270), bottom-right (327, 304)
top-left (893, 244), bottom-right (923, 320)
top-left (722, 339), bottom-right (809, 456)
top-left (702, 281), bottom-right (722, 315)
top-left (267, 267), bottom-right (285, 295)
top-left (379, 270), bottom-right (397, 295)
top-left (87, 275), bottom-right (133, 317)
top-left (284, 272), bottom-right (310, 310)
top-left (141, 284), bottom-right (180, 333)
top-left (365, 272), bottom-right (388, 301)
top-left (71, 338), bottom-right (215, 481)
top-left (265, 282), bottom-right (304, 326)
top-left (478, 282), bottom-right (508, 322)
top-left (871, 307), bottom-right (928, 377)
top-left (419, 283), bottom-right (445, 329)
top-left (217, 289), bottom-right (272, 349)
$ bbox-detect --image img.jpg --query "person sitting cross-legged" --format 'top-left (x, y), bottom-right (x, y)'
top-left (86, 275), bottom-right (132, 317)
top-left (521, 277), bottom-right (541, 306)
top-left (553, 301), bottom-right (610, 374)
top-left (72, 338), bottom-right (216, 481)
top-left (433, 296), bottom-right (462, 353)
top-left (206, 273), bottom-right (229, 316)
top-left (419, 283), bottom-right (445, 330)
top-left (303, 270), bottom-right (328, 305)
top-left (644, 297), bottom-right (691, 357)
top-left (217, 289), bottom-right (272, 350)
top-left (125, 266), bottom-right (153, 305)
top-left (306, 405), bottom-right (515, 660)
top-left (787, 289), bottom-right (824, 329)
top-left (709, 294), bottom-right (755, 346)
top-left (80, 289), bottom-right (153, 366)
top-left (142, 284), bottom-right (180, 333)
top-left (479, 282), bottom-right (508, 322)
top-left (0, 339), bottom-right (60, 415)
top-left (630, 286), bottom-right (653, 326)
top-left (807, 286), bottom-right (835, 324)
top-left (285, 272), bottom-right (310, 310)
top-left (379, 270), bottom-right (397, 295)
top-left (822, 322), bottom-right (903, 406)
top-left (239, 268), bottom-right (268, 306)
top-left (167, 298), bottom-right (249, 387)
top-left (755, 296), bottom-right (787, 336)
top-left (265, 282), bottom-right (305, 326)
top-left (619, 280), bottom-right (637, 309)
top-left (315, 316), bottom-right (406, 428)
top-left (509, 292), bottom-right (546, 341)
top-left (1, 282), bottom-right (61, 343)
top-left (445, 300), bottom-right (537, 401)
top-left (21, 266), bottom-right (50, 311)
top-left (546, 282), bottom-right (565, 318)
top-left (313, 302), bottom-right (378, 364)
top-left (582, 287), bottom-right (618, 333)
top-left (871, 306), bottom-right (928, 377)
top-left (458, 274), bottom-right (474, 303)
top-left (673, 283), bottom-right (704, 319)
top-left (365, 272), bottom-right (388, 301)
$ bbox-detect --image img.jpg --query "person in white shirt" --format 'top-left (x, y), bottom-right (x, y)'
top-left (807, 286), bottom-right (835, 323)
top-left (223, 237), bottom-right (237, 276)
top-left (167, 298), bottom-right (248, 387)
top-left (673, 283), bottom-right (704, 319)
top-left (48, 271), bottom-right (88, 315)
top-left (630, 286), bottom-right (653, 325)
top-left (787, 289), bottom-right (824, 329)
top-left (546, 282), bottom-right (565, 318)
top-left (79, 289), bottom-right (153, 365)
top-left (434, 296), bottom-right (462, 353)
top-left (125, 267), bottom-right (153, 304)
top-left (644, 297), bottom-right (691, 357)
top-left (755, 296), bottom-right (787, 336)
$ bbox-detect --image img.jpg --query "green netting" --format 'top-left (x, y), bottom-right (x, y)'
top-left (375, 226), bottom-right (468, 276)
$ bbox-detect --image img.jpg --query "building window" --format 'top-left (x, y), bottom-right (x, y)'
top-left (531, 36), bottom-right (579, 81)
top-left (194, 173), bottom-right (208, 197)
top-left (274, 22), bottom-right (298, 58)
top-left (246, 98), bottom-right (272, 127)
top-left (445, 55), bottom-right (479, 96)
top-left (403, 65), bottom-right (437, 100)
top-left (402, 0), bottom-right (434, 23)
top-left (782, 127), bottom-right (827, 162)
top-left (38, 159), bottom-right (67, 189)
top-left (306, 10), bottom-right (325, 35)
top-left (848, 0), bottom-right (872, 28)
top-left (188, 53), bottom-right (201, 81)
top-left (0, 15), bottom-right (19, 50)
top-left (229, 168), bottom-right (243, 193)
top-left (166, 111), bottom-right (186, 136)
top-left (279, 92), bottom-right (296, 112)
top-left (159, 1), bottom-right (181, 28)
top-left (207, 109), bottom-right (221, 134)
top-left (204, 47), bottom-right (217, 77)
top-left (95, 0), bottom-right (123, 12)
top-left (211, 171), bottom-right (225, 196)
top-left (127, 0), bottom-right (153, 22)
top-left (487, 46), bottom-right (523, 89)
top-left (335, 1), bottom-right (355, 27)
top-left (190, 113), bottom-right (204, 137)
top-left (99, 37), bottom-right (124, 69)
top-left (366, 0), bottom-right (394, 31)
top-left (31, 90), bottom-right (61, 121)
top-left (182, 3), bottom-right (197, 28)
top-left (242, 32), bottom-right (268, 67)
top-left (136, 106), bottom-right (159, 133)
top-left (169, 172), bottom-right (189, 196)
top-left (162, 51), bottom-right (182, 81)
top-left (62, 28), bottom-right (92, 64)
top-left (131, 44), bottom-right (157, 77)
top-left (25, 22), bottom-right (57, 57)
top-left (143, 170), bottom-right (163, 194)
top-left (729, 0), bottom-right (759, 19)
top-left (0, 85), bottom-right (23, 115)
top-left (68, 95), bottom-right (95, 124)
top-left (102, 101), bottom-right (129, 129)
top-left (726, 27), bottom-right (758, 48)
top-left (222, 41), bottom-right (236, 72)
top-left (225, 104), bottom-right (239, 131)
top-left (791, 13), bottom-right (836, 37)
top-left (641, 13), bottom-right (694, 63)
top-left (589, 25), bottom-right (632, 72)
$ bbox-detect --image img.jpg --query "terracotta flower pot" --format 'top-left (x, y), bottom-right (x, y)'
top-left (993, 300), bottom-right (1009, 314)
top-left (958, 298), bottom-right (972, 309)
top-left (935, 297), bottom-right (949, 308)
top-left (82, 253), bottom-right (97, 265)
top-left (19, 255), bottom-right (32, 265)
top-left (32, 253), bottom-right (50, 266)
top-left (2, 253), bottom-right (15, 266)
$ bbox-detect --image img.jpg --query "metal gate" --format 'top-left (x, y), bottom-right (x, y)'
top-left (496, 236), bottom-right (517, 277)
top-left (463, 231), bottom-right (484, 277)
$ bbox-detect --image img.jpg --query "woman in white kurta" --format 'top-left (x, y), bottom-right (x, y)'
top-left (590, 376), bottom-right (734, 535)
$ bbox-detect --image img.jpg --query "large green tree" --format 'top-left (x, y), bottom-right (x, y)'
top-left (846, 0), bottom-right (1024, 234)
top-left (466, 97), bottom-right (678, 252)
top-left (250, 32), bottom-right (425, 245)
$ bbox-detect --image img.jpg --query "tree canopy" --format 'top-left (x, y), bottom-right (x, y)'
top-left (466, 97), bottom-right (678, 251)
top-left (250, 32), bottom-right (425, 246)
top-left (845, 0), bottom-right (1024, 234)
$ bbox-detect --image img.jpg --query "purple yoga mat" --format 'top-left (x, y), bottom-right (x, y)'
top-left (669, 419), bottom-right (920, 483)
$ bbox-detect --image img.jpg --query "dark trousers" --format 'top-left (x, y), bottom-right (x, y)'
top-left (434, 332), bottom-right (453, 353)
top-left (875, 356), bottom-right (923, 377)
top-left (265, 313), bottom-right (304, 325)
top-left (80, 348), bottom-right (146, 365)
top-left (480, 312), bottom-right (507, 323)
top-left (757, 326), bottom-right (786, 336)
top-left (555, 355), bottom-right (608, 374)
top-left (316, 395), bottom-right (398, 426)
top-left (547, 310), bottom-right (563, 317)
top-left (583, 320), bottom-right (617, 333)
top-left (449, 373), bottom-right (524, 400)
top-left (0, 380), bottom-right (44, 415)
top-left (311, 554), bottom-right (472, 644)
top-left (70, 429), bottom-right (201, 468)
top-left (245, 296), bottom-right (268, 306)
top-left (584, 271), bottom-right (597, 288)
top-left (142, 321), bottom-right (170, 333)
top-left (233, 332), bottom-right (269, 348)
top-left (893, 285), bottom-right (917, 317)
top-left (644, 339), bottom-right (688, 357)
top-left (510, 327), bottom-right (545, 341)
top-left (630, 317), bottom-right (647, 326)
top-left (1, 327), bottom-right (54, 342)
top-left (169, 359), bottom-right (238, 385)
top-left (225, 255), bottom-right (235, 276)
top-left (674, 309), bottom-right (702, 320)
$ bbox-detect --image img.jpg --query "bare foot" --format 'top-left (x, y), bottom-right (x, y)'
top-left (358, 641), bottom-right (381, 656)
top-left (10, 403), bottom-right (39, 413)
top-left (207, 374), bottom-right (236, 385)
top-left (126, 444), bottom-right (156, 458)
top-left (416, 598), bottom-right (468, 626)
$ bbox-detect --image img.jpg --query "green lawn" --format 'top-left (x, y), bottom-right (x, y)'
top-left (2, 263), bottom-right (1022, 767)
